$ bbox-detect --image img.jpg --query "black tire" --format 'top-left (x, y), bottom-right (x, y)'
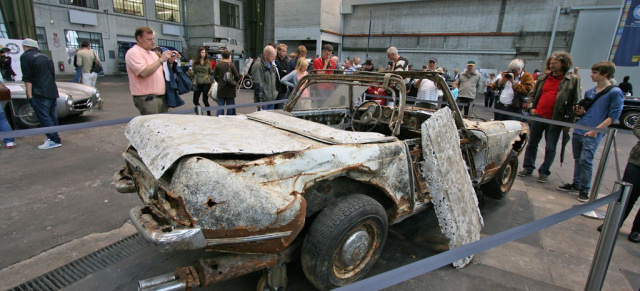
top-left (301, 194), bottom-right (388, 290)
top-left (620, 110), bottom-right (638, 130)
top-left (243, 77), bottom-right (254, 89)
top-left (481, 150), bottom-right (518, 200)
top-left (15, 101), bottom-right (39, 128)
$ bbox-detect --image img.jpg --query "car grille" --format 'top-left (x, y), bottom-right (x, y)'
top-left (72, 98), bottom-right (93, 111)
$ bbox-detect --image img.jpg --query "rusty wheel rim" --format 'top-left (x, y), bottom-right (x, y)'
top-left (500, 157), bottom-right (517, 193)
top-left (332, 222), bottom-right (379, 280)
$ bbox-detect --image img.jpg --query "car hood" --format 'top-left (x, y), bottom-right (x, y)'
top-left (3, 81), bottom-right (94, 100)
top-left (125, 114), bottom-right (313, 179)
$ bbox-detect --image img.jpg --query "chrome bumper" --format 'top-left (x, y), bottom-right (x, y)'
top-left (129, 206), bottom-right (206, 252)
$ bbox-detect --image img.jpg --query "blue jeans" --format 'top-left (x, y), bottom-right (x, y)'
top-left (72, 67), bottom-right (82, 83)
top-left (29, 96), bottom-right (60, 143)
top-left (522, 119), bottom-right (562, 176)
top-left (217, 97), bottom-right (236, 116)
top-left (571, 133), bottom-right (602, 192)
top-left (0, 107), bottom-right (14, 143)
top-left (262, 103), bottom-right (275, 110)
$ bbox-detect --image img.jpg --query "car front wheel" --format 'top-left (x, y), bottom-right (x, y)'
top-left (301, 194), bottom-right (387, 290)
top-left (481, 150), bottom-right (518, 200)
top-left (15, 101), bottom-right (40, 128)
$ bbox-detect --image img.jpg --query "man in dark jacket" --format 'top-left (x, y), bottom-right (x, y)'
top-left (519, 51), bottom-right (581, 183)
top-left (274, 44), bottom-right (289, 109)
top-left (0, 47), bottom-right (16, 81)
top-left (20, 38), bottom-right (62, 150)
top-left (252, 46), bottom-right (278, 110)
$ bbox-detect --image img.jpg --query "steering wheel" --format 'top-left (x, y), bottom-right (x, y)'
top-left (351, 101), bottom-right (383, 132)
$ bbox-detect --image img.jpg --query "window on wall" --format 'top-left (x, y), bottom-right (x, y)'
top-left (157, 39), bottom-right (182, 52)
top-left (65, 30), bottom-right (105, 61)
top-left (0, 24), bottom-right (7, 39)
top-left (60, 0), bottom-right (98, 9)
top-left (113, 0), bottom-right (144, 16)
top-left (220, 1), bottom-right (240, 29)
top-left (36, 27), bottom-right (49, 51)
top-left (155, 0), bottom-right (180, 23)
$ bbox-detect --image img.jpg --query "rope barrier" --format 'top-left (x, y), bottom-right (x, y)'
top-left (333, 191), bottom-right (620, 291)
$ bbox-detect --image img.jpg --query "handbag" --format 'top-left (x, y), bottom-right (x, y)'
top-left (208, 81), bottom-right (218, 101)
top-left (90, 52), bottom-right (103, 74)
top-left (223, 63), bottom-right (238, 87)
top-left (0, 82), bottom-right (10, 101)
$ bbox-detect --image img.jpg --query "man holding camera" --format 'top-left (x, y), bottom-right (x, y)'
top-left (557, 61), bottom-right (623, 202)
top-left (492, 59), bottom-right (534, 121)
top-left (519, 51), bottom-right (581, 183)
top-left (125, 26), bottom-right (180, 115)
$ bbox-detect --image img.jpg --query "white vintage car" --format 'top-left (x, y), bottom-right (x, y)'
top-left (2, 81), bottom-right (102, 128)
top-left (116, 71), bottom-right (528, 291)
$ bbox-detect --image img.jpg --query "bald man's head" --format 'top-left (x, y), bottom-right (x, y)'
top-left (263, 46), bottom-right (276, 63)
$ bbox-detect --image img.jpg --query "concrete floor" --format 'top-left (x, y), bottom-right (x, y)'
top-left (0, 75), bottom-right (638, 290)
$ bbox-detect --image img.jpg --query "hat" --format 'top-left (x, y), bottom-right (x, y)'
top-left (467, 60), bottom-right (476, 65)
top-left (22, 38), bottom-right (38, 48)
top-left (364, 59), bottom-right (373, 66)
top-left (0, 47), bottom-right (9, 53)
top-left (436, 67), bottom-right (444, 75)
top-left (429, 57), bottom-right (438, 63)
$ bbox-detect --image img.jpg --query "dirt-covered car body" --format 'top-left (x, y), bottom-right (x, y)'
top-left (120, 71), bottom-right (527, 253)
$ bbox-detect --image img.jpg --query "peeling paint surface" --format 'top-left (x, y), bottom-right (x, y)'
top-left (170, 157), bottom-right (303, 232)
top-left (421, 107), bottom-right (483, 268)
top-left (125, 115), bottom-right (311, 179)
top-left (466, 120), bottom-right (528, 183)
top-left (248, 111), bottom-right (396, 144)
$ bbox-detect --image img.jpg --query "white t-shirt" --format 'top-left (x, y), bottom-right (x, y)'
top-left (498, 72), bottom-right (522, 105)
top-left (417, 78), bottom-right (441, 101)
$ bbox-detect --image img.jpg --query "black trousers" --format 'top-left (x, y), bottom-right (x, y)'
top-left (193, 83), bottom-right (212, 115)
top-left (622, 162), bottom-right (640, 233)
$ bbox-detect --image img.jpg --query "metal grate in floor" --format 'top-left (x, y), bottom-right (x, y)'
top-left (10, 234), bottom-right (149, 291)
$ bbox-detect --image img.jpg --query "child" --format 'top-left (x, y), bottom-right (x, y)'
top-left (451, 81), bottom-right (459, 100)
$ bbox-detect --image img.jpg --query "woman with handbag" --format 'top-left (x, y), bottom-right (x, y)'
top-left (213, 50), bottom-right (240, 116)
top-left (188, 47), bottom-right (214, 116)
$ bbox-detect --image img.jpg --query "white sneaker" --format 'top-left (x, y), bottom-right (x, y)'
top-left (38, 139), bottom-right (62, 150)
top-left (5, 142), bottom-right (15, 149)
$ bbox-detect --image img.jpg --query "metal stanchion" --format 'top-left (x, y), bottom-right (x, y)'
top-left (584, 181), bottom-right (632, 291)
top-left (195, 105), bottom-right (202, 116)
top-left (583, 128), bottom-right (617, 219)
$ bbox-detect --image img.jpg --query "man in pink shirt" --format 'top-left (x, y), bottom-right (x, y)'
top-left (125, 27), bottom-right (180, 115)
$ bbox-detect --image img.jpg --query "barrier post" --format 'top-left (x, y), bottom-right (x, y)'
top-left (584, 181), bottom-right (632, 291)
top-left (195, 105), bottom-right (202, 116)
top-left (583, 128), bottom-right (617, 219)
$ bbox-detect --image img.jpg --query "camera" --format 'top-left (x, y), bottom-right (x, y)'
top-left (503, 70), bottom-right (516, 79)
top-left (171, 53), bottom-right (176, 57)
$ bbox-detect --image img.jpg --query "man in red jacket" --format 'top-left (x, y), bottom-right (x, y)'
top-left (312, 44), bottom-right (336, 98)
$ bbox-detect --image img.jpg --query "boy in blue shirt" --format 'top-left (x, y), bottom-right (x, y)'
top-left (557, 61), bottom-right (623, 202)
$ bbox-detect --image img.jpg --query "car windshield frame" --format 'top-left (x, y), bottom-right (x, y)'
top-left (284, 71), bottom-right (465, 135)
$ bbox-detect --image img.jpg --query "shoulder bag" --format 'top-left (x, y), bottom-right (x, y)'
top-left (223, 63), bottom-right (238, 87)
top-left (90, 52), bottom-right (103, 74)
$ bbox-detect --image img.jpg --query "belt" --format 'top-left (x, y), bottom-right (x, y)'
top-left (133, 94), bottom-right (163, 101)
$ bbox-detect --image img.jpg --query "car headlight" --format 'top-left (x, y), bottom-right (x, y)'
top-left (66, 95), bottom-right (73, 106)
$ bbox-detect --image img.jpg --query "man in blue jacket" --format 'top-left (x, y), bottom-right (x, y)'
top-left (557, 61), bottom-right (624, 202)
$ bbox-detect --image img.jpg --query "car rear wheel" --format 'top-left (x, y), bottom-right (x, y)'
top-left (301, 194), bottom-right (387, 290)
top-left (243, 77), bottom-right (254, 89)
top-left (15, 101), bottom-right (40, 128)
top-left (621, 110), bottom-right (638, 130)
top-left (481, 150), bottom-right (518, 200)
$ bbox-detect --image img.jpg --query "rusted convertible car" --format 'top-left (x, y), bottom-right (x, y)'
top-left (115, 71), bottom-right (528, 290)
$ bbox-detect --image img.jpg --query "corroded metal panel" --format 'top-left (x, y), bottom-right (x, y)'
top-left (466, 120), bottom-right (528, 183)
top-left (125, 115), bottom-right (311, 179)
top-left (231, 142), bottom-right (413, 218)
top-left (421, 107), bottom-right (483, 268)
top-left (248, 111), bottom-right (397, 144)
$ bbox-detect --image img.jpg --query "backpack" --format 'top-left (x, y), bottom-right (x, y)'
top-left (90, 52), bottom-right (103, 73)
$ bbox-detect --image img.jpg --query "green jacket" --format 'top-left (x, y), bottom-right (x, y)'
top-left (530, 72), bottom-right (581, 124)
top-left (190, 61), bottom-right (214, 85)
